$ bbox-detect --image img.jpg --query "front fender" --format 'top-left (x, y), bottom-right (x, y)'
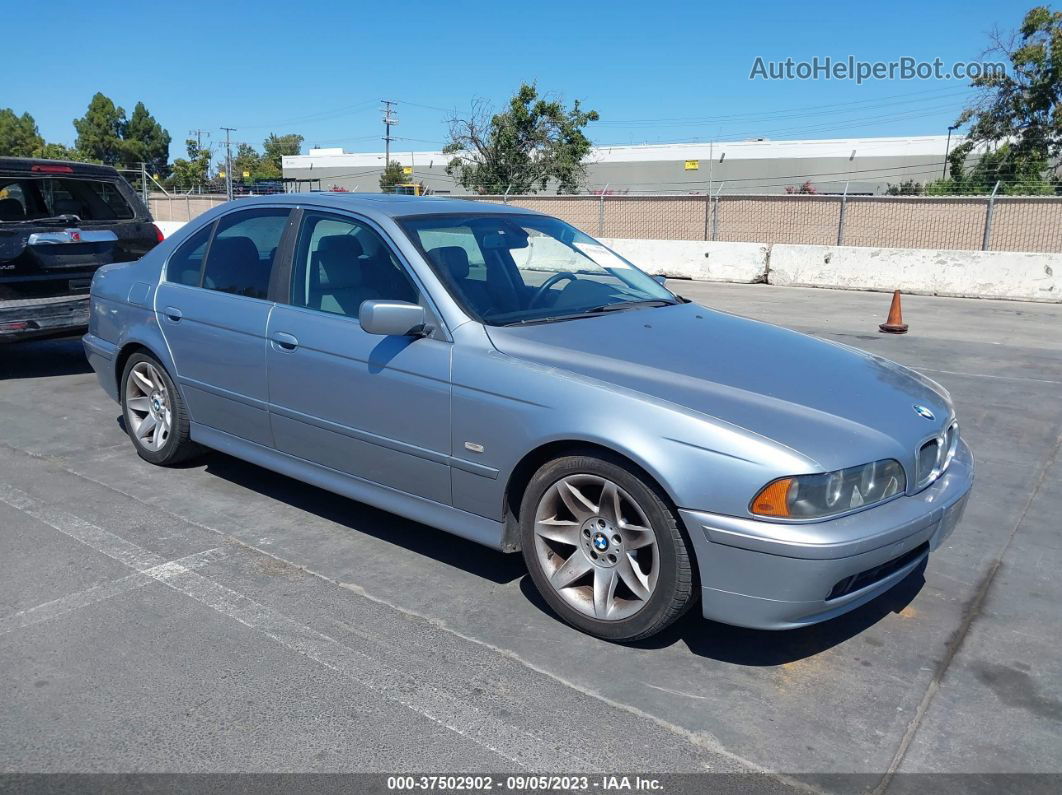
top-left (449, 327), bottom-right (814, 521)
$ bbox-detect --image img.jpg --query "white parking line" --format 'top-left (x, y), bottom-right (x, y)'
top-left (0, 547), bottom-right (229, 635)
top-left (0, 483), bottom-right (594, 772)
top-left (916, 366), bottom-right (1062, 386)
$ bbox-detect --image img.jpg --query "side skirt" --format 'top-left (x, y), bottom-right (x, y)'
top-left (191, 423), bottom-right (509, 552)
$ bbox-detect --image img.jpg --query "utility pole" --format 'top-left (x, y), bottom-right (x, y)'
top-left (187, 129), bottom-right (211, 194)
top-left (221, 127), bottom-right (236, 201)
top-left (943, 125), bottom-right (958, 180)
top-left (381, 100), bottom-right (398, 165)
top-left (188, 129), bottom-right (210, 151)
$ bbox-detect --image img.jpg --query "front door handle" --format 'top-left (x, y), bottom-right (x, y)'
top-left (271, 331), bottom-right (299, 351)
top-left (163, 306), bottom-right (183, 322)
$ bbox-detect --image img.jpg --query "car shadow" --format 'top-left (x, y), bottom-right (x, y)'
top-left (519, 560), bottom-right (927, 664)
top-left (180, 445), bottom-right (924, 665)
top-left (200, 451), bottom-right (527, 586)
top-left (0, 335), bottom-right (92, 380)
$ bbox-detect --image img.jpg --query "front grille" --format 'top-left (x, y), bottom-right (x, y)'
top-left (915, 421), bottom-right (960, 490)
top-left (826, 542), bottom-right (930, 601)
top-left (916, 438), bottom-right (941, 486)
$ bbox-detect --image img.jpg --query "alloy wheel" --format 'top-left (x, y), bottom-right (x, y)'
top-left (125, 361), bottom-right (172, 452)
top-left (532, 474), bottom-right (659, 621)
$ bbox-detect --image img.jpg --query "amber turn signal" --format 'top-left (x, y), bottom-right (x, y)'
top-left (751, 478), bottom-right (793, 517)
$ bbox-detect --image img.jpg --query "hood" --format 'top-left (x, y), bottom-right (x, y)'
top-left (485, 302), bottom-right (952, 472)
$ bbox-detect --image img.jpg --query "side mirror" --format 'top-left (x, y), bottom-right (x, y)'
top-left (653, 274), bottom-right (667, 286)
top-left (359, 300), bottom-right (428, 337)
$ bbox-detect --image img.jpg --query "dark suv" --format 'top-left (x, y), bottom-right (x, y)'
top-left (0, 157), bottom-right (162, 343)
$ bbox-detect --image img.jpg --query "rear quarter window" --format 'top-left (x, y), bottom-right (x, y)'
top-left (165, 223), bottom-right (213, 286)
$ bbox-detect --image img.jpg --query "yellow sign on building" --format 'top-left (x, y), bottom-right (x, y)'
top-left (684, 160), bottom-right (699, 171)
top-left (403, 166), bottom-right (413, 175)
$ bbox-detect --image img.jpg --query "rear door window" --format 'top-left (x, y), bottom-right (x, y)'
top-left (201, 208), bottom-right (290, 299)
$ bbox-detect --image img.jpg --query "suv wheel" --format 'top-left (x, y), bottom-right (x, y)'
top-left (121, 353), bottom-right (200, 466)
top-left (520, 453), bottom-right (696, 642)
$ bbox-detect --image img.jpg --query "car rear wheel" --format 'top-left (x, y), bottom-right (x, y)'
top-left (519, 453), bottom-right (696, 641)
top-left (121, 353), bottom-right (200, 466)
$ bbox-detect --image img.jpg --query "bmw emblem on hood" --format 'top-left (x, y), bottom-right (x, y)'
top-left (913, 404), bottom-right (935, 421)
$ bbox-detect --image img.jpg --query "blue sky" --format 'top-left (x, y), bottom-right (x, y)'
top-left (6, 0), bottom-right (1025, 161)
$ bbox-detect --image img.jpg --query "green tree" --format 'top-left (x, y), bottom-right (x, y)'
top-left (949, 6), bottom-right (1062, 194)
top-left (379, 160), bottom-right (408, 191)
top-left (443, 84), bottom-right (599, 194)
top-left (885, 179), bottom-right (925, 196)
top-left (0, 109), bottom-right (45, 157)
top-left (262, 132), bottom-right (303, 173)
top-left (73, 92), bottom-right (127, 165)
top-left (232, 143), bottom-right (262, 181)
top-left (169, 138), bottom-right (212, 191)
top-left (122, 102), bottom-right (172, 177)
top-left (37, 142), bottom-right (86, 161)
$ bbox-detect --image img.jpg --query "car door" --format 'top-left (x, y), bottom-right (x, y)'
top-left (155, 206), bottom-right (293, 447)
top-left (265, 209), bottom-right (453, 504)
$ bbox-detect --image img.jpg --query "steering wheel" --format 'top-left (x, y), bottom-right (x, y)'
top-left (528, 271), bottom-right (578, 308)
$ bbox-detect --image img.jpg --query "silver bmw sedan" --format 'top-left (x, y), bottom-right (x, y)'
top-left (83, 194), bottom-right (973, 641)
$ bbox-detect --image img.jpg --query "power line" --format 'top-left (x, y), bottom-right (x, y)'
top-left (392, 98), bottom-right (454, 113)
top-left (594, 86), bottom-right (974, 127)
top-left (235, 99), bottom-right (379, 130)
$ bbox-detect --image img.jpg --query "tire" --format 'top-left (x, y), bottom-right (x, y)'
top-left (120, 352), bottom-right (201, 466)
top-left (519, 453), bottom-right (696, 642)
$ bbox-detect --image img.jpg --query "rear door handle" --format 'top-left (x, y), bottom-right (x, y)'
top-left (271, 331), bottom-right (299, 351)
top-left (163, 306), bottom-right (183, 322)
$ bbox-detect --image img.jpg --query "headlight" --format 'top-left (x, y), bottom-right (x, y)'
top-left (750, 459), bottom-right (906, 519)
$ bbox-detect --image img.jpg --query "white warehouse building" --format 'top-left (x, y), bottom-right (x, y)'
top-left (281, 134), bottom-right (976, 196)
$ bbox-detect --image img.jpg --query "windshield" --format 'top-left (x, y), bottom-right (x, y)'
top-left (400, 213), bottom-right (676, 326)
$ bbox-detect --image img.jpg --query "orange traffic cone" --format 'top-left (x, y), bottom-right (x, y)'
top-left (879, 290), bottom-right (908, 334)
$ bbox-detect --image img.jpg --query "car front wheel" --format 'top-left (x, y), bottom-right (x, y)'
top-left (121, 352), bottom-right (200, 466)
top-left (520, 453), bottom-right (696, 642)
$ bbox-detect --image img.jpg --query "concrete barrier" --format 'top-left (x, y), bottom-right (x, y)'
top-left (139, 222), bottom-right (1061, 303)
top-left (153, 220), bottom-right (187, 239)
top-left (769, 244), bottom-right (1060, 303)
top-left (601, 239), bottom-right (768, 283)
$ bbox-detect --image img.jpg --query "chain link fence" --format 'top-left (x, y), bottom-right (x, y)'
top-left (477, 193), bottom-right (1062, 253)
top-left (147, 192), bottom-right (1062, 253)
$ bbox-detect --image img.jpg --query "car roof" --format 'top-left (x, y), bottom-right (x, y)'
top-left (0, 157), bottom-right (122, 179)
top-left (230, 192), bottom-right (545, 220)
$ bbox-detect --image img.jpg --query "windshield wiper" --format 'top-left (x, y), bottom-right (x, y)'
top-left (584, 299), bottom-right (678, 313)
top-left (501, 312), bottom-right (608, 327)
top-left (500, 299), bottom-right (678, 326)
top-left (6, 214), bottom-right (81, 226)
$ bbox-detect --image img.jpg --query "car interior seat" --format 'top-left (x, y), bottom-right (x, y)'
top-left (312, 235), bottom-right (379, 316)
top-left (0, 198), bottom-right (25, 221)
top-left (426, 246), bottom-right (492, 312)
top-left (205, 236), bottom-right (268, 298)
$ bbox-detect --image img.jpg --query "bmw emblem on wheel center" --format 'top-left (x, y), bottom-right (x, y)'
top-left (592, 532), bottom-right (610, 552)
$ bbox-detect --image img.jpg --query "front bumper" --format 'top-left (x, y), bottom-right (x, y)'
top-left (0, 295), bottom-right (90, 343)
top-left (680, 440), bottom-right (973, 630)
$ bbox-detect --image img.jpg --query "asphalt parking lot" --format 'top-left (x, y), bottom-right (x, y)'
top-left (1, 283), bottom-right (1060, 789)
